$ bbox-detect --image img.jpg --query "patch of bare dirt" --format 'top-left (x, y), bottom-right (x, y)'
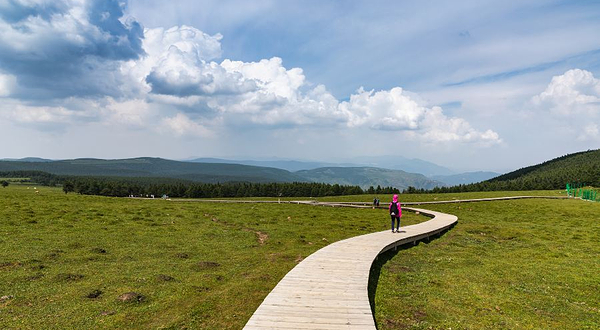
top-left (118, 292), bottom-right (145, 303)
top-left (156, 274), bottom-right (175, 282)
top-left (0, 261), bottom-right (22, 270)
top-left (194, 261), bottom-right (221, 270)
top-left (255, 231), bottom-right (268, 245)
top-left (55, 273), bottom-right (84, 282)
top-left (86, 289), bottom-right (103, 299)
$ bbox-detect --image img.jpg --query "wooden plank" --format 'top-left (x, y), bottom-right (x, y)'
top-left (243, 206), bottom-right (458, 329)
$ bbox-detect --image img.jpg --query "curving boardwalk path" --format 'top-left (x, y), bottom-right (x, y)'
top-left (167, 195), bottom-right (566, 329)
top-left (243, 207), bottom-right (457, 330)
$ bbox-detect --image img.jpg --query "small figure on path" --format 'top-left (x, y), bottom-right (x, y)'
top-left (389, 194), bottom-right (402, 233)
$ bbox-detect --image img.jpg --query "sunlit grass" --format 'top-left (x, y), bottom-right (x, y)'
top-left (373, 198), bottom-right (600, 329)
top-left (0, 185), bottom-right (425, 329)
top-left (2, 185), bottom-right (596, 329)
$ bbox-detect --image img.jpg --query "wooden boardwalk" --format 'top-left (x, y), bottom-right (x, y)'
top-left (168, 195), bottom-right (565, 328)
top-left (243, 207), bottom-right (458, 329)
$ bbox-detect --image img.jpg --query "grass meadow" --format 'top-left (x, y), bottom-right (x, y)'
top-left (373, 198), bottom-right (599, 329)
top-left (0, 184), bottom-right (424, 329)
top-left (1, 184), bottom-right (598, 329)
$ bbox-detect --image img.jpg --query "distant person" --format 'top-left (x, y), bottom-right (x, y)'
top-left (373, 197), bottom-right (377, 207)
top-left (389, 194), bottom-right (402, 233)
top-left (376, 198), bottom-right (380, 207)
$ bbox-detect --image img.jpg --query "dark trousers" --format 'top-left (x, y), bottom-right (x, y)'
top-left (391, 215), bottom-right (400, 230)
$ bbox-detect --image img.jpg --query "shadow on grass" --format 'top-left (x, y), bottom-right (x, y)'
top-left (368, 225), bottom-right (455, 327)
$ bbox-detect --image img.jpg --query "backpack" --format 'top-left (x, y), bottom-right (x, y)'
top-left (390, 202), bottom-right (399, 215)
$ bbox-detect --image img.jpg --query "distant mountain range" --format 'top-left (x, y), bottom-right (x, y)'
top-left (3, 149), bottom-right (595, 191)
top-left (187, 158), bottom-right (350, 172)
top-left (2, 157), bottom-right (54, 162)
top-left (0, 156), bottom-right (501, 189)
top-left (432, 171), bottom-right (500, 186)
top-left (0, 158), bottom-right (305, 184)
top-left (296, 167), bottom-right (445, 190)
top-left (348, 155), bottom-right (456, 176)
top-left (187, 156), bottom-right (456, 176)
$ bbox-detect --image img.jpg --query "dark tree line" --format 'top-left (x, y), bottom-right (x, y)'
top-left (0, 170), bottom-right (63, 186)
top-left (62, 177), bottom-right (365, 198)
top-left (1, 170), bottom-right (393, 197)
top-left (366, 185), bottom-right (401, 195)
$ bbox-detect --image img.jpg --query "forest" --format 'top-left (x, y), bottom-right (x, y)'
top-left (403, 149), bottom-right (600, 194)
top-left (0, 171), bottom-right (403, 197)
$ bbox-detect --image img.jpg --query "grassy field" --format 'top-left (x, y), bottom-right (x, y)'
top-left (373, 198), bottom-right (600, 329)
top-left (1, 184), bottom-right (598, 329)
top-left (0, 185), bottom-right (426, 329)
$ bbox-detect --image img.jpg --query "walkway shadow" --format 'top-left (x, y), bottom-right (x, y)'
top-left (367, 244), bottom-right (405, 324)
top-left (368, 225), bottom-right (455, 327)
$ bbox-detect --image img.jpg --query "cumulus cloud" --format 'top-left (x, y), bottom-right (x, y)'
top-left (339, 87), bottom-right (501, 144)
top-left (0, 0), bottom-right (501, 146)
top-left (145, 46), bottom-right (256, 97)
top-left (129, 25), bottom-right (258, 97)
top-left (0, 101), bottom-right (96, 132)
top-left (0, 0), bottom-right (144, 97)
top-left (578, 123), bottom-right (599, 141)
top-left (532, 69), bottom-right (600, 115)
top-left (0, 73), bottom-right (17, 97)
top-left (160, 113), bottom-right (212, 137)
top-left (103, 98), bottom-right (151, 126)
top-left (417, 107), bottom-right (501, 145)
top-left (339, 87), bottom-right (424, 129)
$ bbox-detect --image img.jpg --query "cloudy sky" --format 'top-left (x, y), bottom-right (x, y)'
top-left (1, 0), bottom-right (599, 172)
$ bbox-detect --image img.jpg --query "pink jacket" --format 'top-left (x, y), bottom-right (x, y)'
top-left (389, 194), bottom-right (402, 217)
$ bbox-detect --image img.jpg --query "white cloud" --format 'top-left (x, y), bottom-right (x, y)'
top-left (0, 0), bottom-right (144, 97)
top-left (0, 101), bottom-right (96, 132)
top-left (578, 123), bottom-right (599, 141)
top-left (160, 112), bottom-right (212, 137)
top-left (221, 57), bottom-right (304, 99)
top-left (144, 25), bottom-right (223, 62)
top-left (0, 1), bottom-right (501, 147)
top-left (103, 98), bottom-right (151, 126)
top-left (417, 107), bottom-right (501, 145)
top-left (0, 73), bottom-right (17, 97)
top-left (532, 69), bottom-right (600, 115)
top-left (339, 87), bottom-right (501, 145)
top-left (339, 87), bottom-right (424, 129)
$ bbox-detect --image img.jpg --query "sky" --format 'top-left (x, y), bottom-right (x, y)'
top-left (0, 0), bottom-right (599, 172)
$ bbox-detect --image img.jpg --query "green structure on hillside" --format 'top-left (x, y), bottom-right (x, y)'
top-left (566, 183), bottom-right (598, 201)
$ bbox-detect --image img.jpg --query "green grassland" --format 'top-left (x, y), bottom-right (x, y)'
top-left (373, 198), bottom-right (600, 329)
top-left (1, 185), bottom-right (598, 329)
top-left (0, 185), bottom-right (425, 329)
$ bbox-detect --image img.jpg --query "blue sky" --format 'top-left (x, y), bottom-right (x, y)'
top-left (1, 0), bottom-right (599, 172)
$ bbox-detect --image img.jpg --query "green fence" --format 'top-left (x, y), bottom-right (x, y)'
top-left (566, 183), bottom-right (598, 201)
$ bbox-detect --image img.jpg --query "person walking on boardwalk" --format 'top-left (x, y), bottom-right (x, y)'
top-left (389, 194), bottom-right (402, 233)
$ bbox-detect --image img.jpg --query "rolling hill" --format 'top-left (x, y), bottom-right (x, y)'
top-left (188, 155), bottom-right (456, 176)
top-left (295, 167), bottom-right (445, 190)
top-left (484, 149), bottom-right (600, 188)
top-left (433, 149), bottom-right (600, 192)
top-left (0, 157), bottom-right (306, 183)
top-left (187, 158), bottom-right (349, 172)
top-left (349, 155), bottom-right (455, 176)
